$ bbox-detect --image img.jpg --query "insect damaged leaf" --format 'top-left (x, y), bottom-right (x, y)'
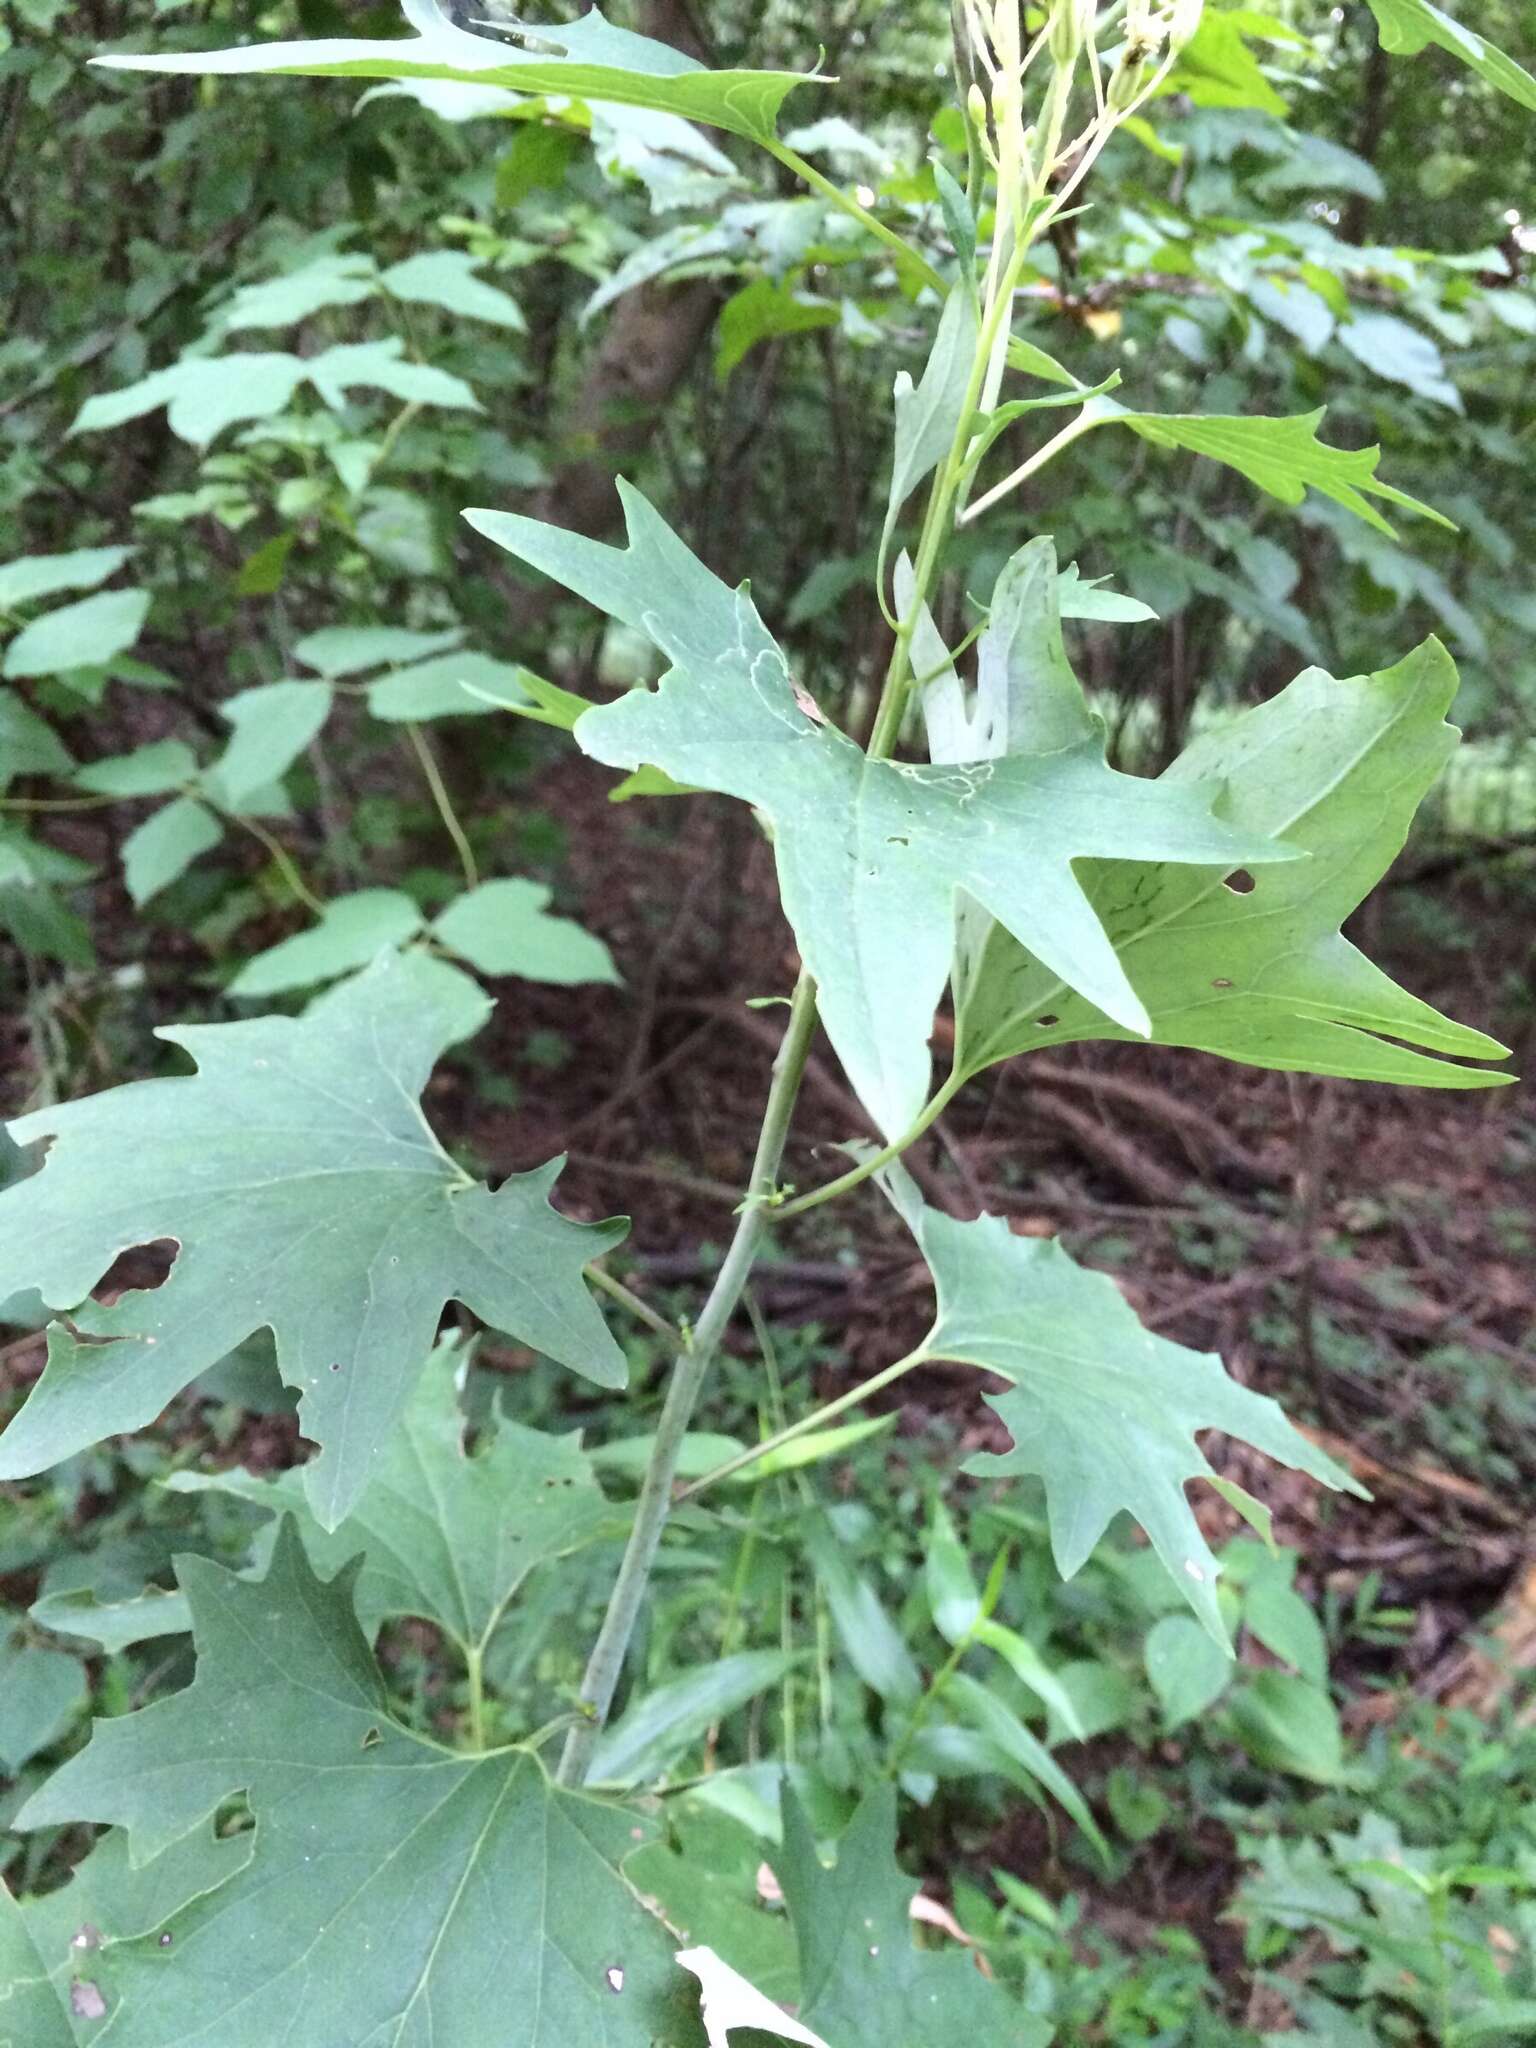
top-left (954, 639), bottom-right (1512, 1092)
top-left (0, 951), bottom-right (626, 1527)
top-left (466, 486), bottom-right (1289, 1134)
top-left (96, 0), bottom-right (821, 149)
top-left (17, 1525), bottom-right (696, 2047)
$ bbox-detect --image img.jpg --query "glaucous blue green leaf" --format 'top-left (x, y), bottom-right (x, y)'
top-left (0, 1635), bottom-right (86, 1772)
top-left (1144, 1613), bottom-right (1232, 1730)
top-left (881, 1166), bottom-right (1364, 1641)
top-left (772, 1783), bottom-right (1043, 2046)
top-left (0, 546), bottom-right (132, 610)
top-left (17, 1525), bottom-right (697, 2046)
top-left (467, 487), bottom-right (1289, 1133)
top-left (168, 1336), bottom-right (621, 1653)
top-left (97, 0), bottom-right (820, 148)
top-left (954, 641), bottom-right (1512, 1092)
top-left (73, 739), bottom-right (197, 799)
top-left (0, 951), bottom-right (627, 1527)
top-left (432, 877), bottom-right (619, 985)
top-left (120, 796), bottom-right (222, 906)
top-left (0, 1882), bottom-right (76, 2047)
top-left (204, 679), bottom-right (332, 810)
top-left (227, 888), bottom-right (424, 998)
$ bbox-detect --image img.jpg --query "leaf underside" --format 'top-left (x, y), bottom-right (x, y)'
top-left (97, 0), bottom-right (819, 147)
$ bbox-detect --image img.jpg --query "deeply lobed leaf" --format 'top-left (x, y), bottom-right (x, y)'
top-left (954, 640), bottom-right (1512, 1092)
top-left (881, 1166), bottom-right (1364, 1641)
top-left (0, 952), bottom-right (626, 1526)
top-left (18, 1526), bottom-right (696, 2046)
top-left (467, 487), bottom-right (1291, 1134)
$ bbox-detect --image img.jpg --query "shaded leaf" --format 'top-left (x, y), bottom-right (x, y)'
top-left (205, 680), bottom-right (332, 810)
top-left (365, 648), bottom-right (536, 720)
top-left (168, 1336), bottom-right (619, 1652)
top-left (882, 1167), bottom-right (1362, 1641)
top-left (0, 952), bottom-right (626, 1527)
top-left (1144, 1613), bottom-right (1232, 1730)
top-left (228, 888), bottom-right (424, 998)
top-left (955, 642), bottom-right (1512, 1093)
top-left (1230, 1671), bottom-right (1346, 1783)
top-left (589, 1650), bottom-right (794, 1788)
top-left (1365, 0), bottom-right (1536, 113)
top-left (379, 249), bottom-right (525, 329)
top-left (1082, 397), bottom-right (1451, 539)
top-left (3, 589), bottom-right (149, 679)
top-left (0, 1636), bottom-right (86, 1771)
top-left (806, 1518), bottom-right (920, 1704)
top-left (773, 1783), bottom-right (1042, 2046)
top-left (120, 796), bottom-right (222, 906)
top-left (18, 1526), bottom-right (695, 2046)
top-left (467, 486), bottom-right (1286, 1133)
top-left (74, 739), bottom-right (197, 799)
top-left (433, 877), bottom-right (618, 985)
top-left (0, 547), bottom-right (133, 610)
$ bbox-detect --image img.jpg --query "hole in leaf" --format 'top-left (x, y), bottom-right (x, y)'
top-left (1036, 1014), bottom-right (1060, 1029)
top-left (886, 835), bottom-right (909, 847)
top-left (1223, 869), bottom-right (1256, 895)
top-left (1212, 977), bottom-right (1234, 990)
top-left (361, 1726), bottom-right (382, 1749)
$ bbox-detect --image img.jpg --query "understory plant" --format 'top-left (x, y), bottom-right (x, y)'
top-left (0, 3), bottom-right (1529, 2042)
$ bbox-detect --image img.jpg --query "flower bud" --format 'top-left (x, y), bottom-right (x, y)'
top-left (966, 80), bottom-right (989, 132)
top-left (1049, 0), bottom-right (1098, 65)
top-left (1107, 50), bottom-right (1148, 110)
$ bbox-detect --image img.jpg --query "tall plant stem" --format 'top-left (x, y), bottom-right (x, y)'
top-left (557, 86), bottom-right (1062, 1785)
top-left (556, 973), bottom-right (821, 1785)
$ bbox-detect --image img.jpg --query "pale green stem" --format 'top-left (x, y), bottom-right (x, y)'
top-left (764, 141), bottom-right (945, 297)
top-left (556, 973), bottom-right (822, 1786)
top-left (557, 87), bottom-right (1037, 1785)
top-left (774, 1069), bottom-right (965, 1219)
top-left (464, 1644), bottom-right (486, 1753)
top-left (585, 1263), bottom-right (685, 1351)
top-left (229, 810), bottom-right (327, 918)
top-left (960, 409), bottom-right (1100, 525)
top-left (405, 721), bottom-right (478, 890)
top-left (676, 1350), bottom-right (926, 1501)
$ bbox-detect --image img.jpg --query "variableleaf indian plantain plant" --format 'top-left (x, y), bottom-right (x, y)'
top-left (0, 3), bottom-right (1524, 2042)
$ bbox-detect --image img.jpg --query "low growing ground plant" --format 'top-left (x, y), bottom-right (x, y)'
top-left (0, 3), bottom-right (1529, 2041)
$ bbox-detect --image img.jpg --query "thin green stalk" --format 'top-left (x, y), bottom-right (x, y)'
top-left (585, 1263), bottom-right (685, 1351)
top-left (676, 1349), bottom-right (926, 1501)
top-left (405, 720), bottom-right (478, 890)
top-left (775, 1070), bottom-right (964, 1219)
top-left (556, 972), bottom-right (822, 1786)
top-left (764, 141), bottom-right (944, 297)
top-left (230, 811), bottom-right (326, 918)
top-left (464, 1644), bottom-right (486, 1753)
